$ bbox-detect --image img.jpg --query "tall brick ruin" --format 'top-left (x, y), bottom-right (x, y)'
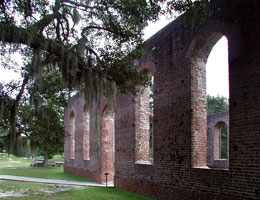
top-left (64, 0), bottom-right (260, 199)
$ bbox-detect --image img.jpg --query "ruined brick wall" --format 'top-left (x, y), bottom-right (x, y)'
top-left (115, 0), bottom-right (260, 199)
top-left (64, 93), bottom-right (115, 184)
top-left (207, 112), bottom-right (229, 169)
top-left (64, 0), bottom-right (260, 198)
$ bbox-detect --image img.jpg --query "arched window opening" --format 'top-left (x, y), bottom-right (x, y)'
top-left (191, 33), bottom-right (229, 169)
top-left (206, 36), bottom-right (229, 98)
top-left (149, 76), bottom-right (154, 160)
top-left (220, 123), bottom-right (228, 159)
top-left (206, 36), bottom-right (229, 168)
top-left (213, 122), bottom-right (228, 160)
top-left (101, 104), bottom-right (115, 184)
top-left (135, 72), bottom-right (154, 164)
top-left (69, 111), bottom-right (75, 159)
top-left (83, 105), bottom-right (90, 160)
top-left (207, 113), bottom-right (229, 169)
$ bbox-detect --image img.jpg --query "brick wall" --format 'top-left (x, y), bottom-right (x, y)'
top-left (135, 86), bottom-right (152, 164)
top-left (64, 0), bottom-right (260, 199)
top-left (64, 93), bottom-right (115, 184)
top-left (115, 0), bottom-right (260, 199)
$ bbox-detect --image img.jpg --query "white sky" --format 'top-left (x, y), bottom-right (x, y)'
top-left (0, 16), bottom-right (229, 98)
top-left (0, 67), bottom-right (21, 83)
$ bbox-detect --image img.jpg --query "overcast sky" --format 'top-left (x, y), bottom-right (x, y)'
top-left (0, 17), bottom-right (229, 98)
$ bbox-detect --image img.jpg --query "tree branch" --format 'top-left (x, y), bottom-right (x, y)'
top-left (60, 0), bottom-right (95, 10)
top-left (0, 22), bottom-right (89, 70)
top-left (82, 25), bottom-right (119, 36)
top-left (29, 12), bottom-right (61, 33)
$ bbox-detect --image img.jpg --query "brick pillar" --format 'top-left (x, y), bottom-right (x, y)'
top-left (101, 107), bottom-right (114, 184)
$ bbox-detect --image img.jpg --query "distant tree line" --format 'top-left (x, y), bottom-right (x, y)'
top-left (207, 95), bottom-right (229, 114)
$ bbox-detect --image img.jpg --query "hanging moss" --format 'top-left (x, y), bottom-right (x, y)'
top-left (0, 99), bottom-right (2, 122)
top-left (58, 48), bottom-right (117, 112)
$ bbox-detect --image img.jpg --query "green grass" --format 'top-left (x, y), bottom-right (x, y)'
top-left (0, 153), bottom-right (92, 182)
top-left (0, 153), bottom-right (32, 168)
top-left (36, 154), bottom-right (64, 162)
top-left (0, 167), bottom-right (93, 182)
top-left (0, 180), bottom-right (84, 199)
top-left (55, 187), bottom-right (152, 200)
top-left (0, 181), bottom-right (152, 200)
top-left (0, 153), bottom-right (153, 199)
top-left (0, 153), bottom-right (64, 168)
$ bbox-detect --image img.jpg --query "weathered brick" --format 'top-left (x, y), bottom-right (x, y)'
top-left (64, 0), bottom-right (260, 199)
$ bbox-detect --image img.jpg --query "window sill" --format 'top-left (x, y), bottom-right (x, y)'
top-left (193, 166), bottom-right (229, 171)
top-left (135, 160), bottom-right (153, 165)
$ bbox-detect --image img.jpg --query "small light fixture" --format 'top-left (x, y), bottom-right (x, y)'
top-left (104, 173), bottom-right (109, 187)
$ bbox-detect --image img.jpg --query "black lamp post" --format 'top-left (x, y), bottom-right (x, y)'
top-left (104, 173), bottom-right (109, 187)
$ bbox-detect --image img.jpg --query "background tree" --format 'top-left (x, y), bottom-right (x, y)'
top-left (0, 0), bottom-right (208, 154)
top-left (0, 65), bottom-right (67, 159)
top-left (19, 66), bottom-right (67, 164)
top-left (20, 103), bottom-right (65, 166)
top-left (207, 95), bottom-right (229, 114)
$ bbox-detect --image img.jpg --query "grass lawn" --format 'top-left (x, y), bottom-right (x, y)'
top-left (0, 153), bottom-right (32, 168)
top-left (0, 153), bottom-right (91, 182)
top-left (0, 167), bottom-right (93, 182)
top-left (0, 181), bottom-right (152, 200)
top-left (0, 153), bottom-right (153, 199)
top-left (0, 180), bottom-right (84, 199)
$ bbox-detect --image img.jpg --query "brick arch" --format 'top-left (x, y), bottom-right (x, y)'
top-left (134, 66), bottom-right (154, 165)
top-left (214, 121), bottom-right (227, 129)
top-left (100, 99), bottom-right (116, 117)
top-left (69, 110), bottom-right (76, 159)
top-left (187, 32), bottom-right (224, 60)
top-left (82, 104), bottom-right (90, 160)
top-left (188, 31), bottom-right (229, 167)
top-left (100, 100), bottom-right (109, 117)
top-left (214, 121), bottom-right (228, 159)
top-left (100, 102), bottom-right (115, 184)
top-left (186, 19), bottom-right (245, 63)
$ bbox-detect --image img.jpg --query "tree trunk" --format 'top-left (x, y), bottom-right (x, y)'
top-left (0, 99), bottom-right (2, 121)
top-left (43, 152), bottom-right (48, 167)
top-left (8, 102), bottom-right (17, 155)
top-left (30, 139), bottom-right (35, 159)
top-left (8, 74), bottom-right (29, 155)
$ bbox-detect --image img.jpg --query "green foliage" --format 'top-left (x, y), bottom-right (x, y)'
top-left (27, 104), bottom-right (65, 159)
top-left (25, 67), bottom-right (67, 161)
top-left (0, 0), bottom-right (206, 96)
top-left (0, 66), bottom-right (67, 158)
top-left (14, 136), bottom-right (32, 157)
top-left (0, 83), bottom-right (13, 135)
top-left (220, 123), bottom-right (228, 159)
top-left (207, 95), bottom-right (229, 114)
top-left (0, 0), bottom-right (163, 95)
top-left (0, 0), bottom-right (206, 156)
